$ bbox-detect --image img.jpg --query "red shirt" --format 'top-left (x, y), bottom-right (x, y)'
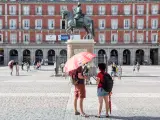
top-left (97, 71), bottom-right (106, 88)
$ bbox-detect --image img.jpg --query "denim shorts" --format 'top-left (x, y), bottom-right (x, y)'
top-left (97, 88), bottom-right (109, 97)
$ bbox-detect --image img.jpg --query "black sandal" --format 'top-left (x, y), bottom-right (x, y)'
top-left (95, 115), bottom-right (101, 118)
top-left (106, 115), bottom-right (109, 118)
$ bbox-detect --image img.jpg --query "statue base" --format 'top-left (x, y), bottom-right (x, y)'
top-left (66, 39), bottom-right (95, 59)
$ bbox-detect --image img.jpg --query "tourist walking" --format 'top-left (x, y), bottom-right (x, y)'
top-left (74, 66), bottom-right (89, 117)
top-left (136, 62), bottom-right (140, 72)
top-left (96, 63), bottom-right (112, 118)
top-left (117, 65), bottom-right (122, 80)
top-left (60, 62), bottom-right (65, 76)
top-left (8, 60), bottom-right (14, 76)
top-left (111, 62), bottom-right (116, 80)
top-left (133, 65), bottom-right (136, 73)
top-left (26, 62), bottom-right (30, 72)
top-left (21, 61), bottom-right (24, 70)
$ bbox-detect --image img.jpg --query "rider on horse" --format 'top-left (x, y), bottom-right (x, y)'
top-left (73, 2), bottom-right (84, 26)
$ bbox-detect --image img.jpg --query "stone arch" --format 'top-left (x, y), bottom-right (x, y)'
top-left (0, 48), bottom-right (4, 65)
top-left (59, 49), bottom-right (67, 64)
top-left (48, 49), bottom-right (55, 65)
top-left (23, 49), bottom-right (31, 63)
top-left (35, 49), bottom-right (43, 62)
top-left (10, 49), bottom-right (18, 62)
top-left (123, 49), bottom-right (131, 65)
top-left (110, 49), bottom-right (118, 65)
top-left (60, 49), bottom-right (67, 56)
top-left (98, 49), bottom-right (106, 64)
top-left (135, 49), bottom-right (144, 65)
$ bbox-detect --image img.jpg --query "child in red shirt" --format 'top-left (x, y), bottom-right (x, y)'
top-left (96, 63), bottom-right (109, 118)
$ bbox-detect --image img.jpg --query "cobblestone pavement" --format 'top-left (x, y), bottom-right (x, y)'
top-left (64, 66), bottom-right (160, 120)
top-left (0, 66), bottom-right (160, 120)
top-left (0, 66), bottom-right (71, 120)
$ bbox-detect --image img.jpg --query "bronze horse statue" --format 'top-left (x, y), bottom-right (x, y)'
top-left (61, 10), bottom-right (95, 39)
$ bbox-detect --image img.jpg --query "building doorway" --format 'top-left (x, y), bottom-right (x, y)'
top-left (0, 49), bottom-right (4, 65)
top-left (48, 49), bottom-right (55, 65)
top-left (23, 49), bottom-right (31, 63)
top-left (123, 49), bottom-right (130, 65)
top-left (59, 49), bottom-right (67, 63)
top-left (150, 48), bottom-right (158, 65)
top-left (135, 49), bottom-right (144, 65)
top-left (10, 49), bottom-right (18, 62)
top-left (98, 49), bottom-right (106, 64)
top-left (110, 49), bottom-right (118, 65)
top-left (35, 49), bottom-right (43, 63)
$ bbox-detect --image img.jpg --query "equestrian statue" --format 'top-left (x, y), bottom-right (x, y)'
top-left (61, 2), bottom-right (95, 39)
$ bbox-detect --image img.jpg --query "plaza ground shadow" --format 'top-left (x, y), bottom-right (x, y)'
top-left (122, 76), bottom-right (160, 77)
top-left (108, 116), bottom-right (160, 120)
top-left (88, 115), bottom-right (160, 120)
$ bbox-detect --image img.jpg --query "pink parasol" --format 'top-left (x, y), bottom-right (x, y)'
top-left (64, 52), bottom-right (96, 73)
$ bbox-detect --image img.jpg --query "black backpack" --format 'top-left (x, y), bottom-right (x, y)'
top-left (112, 66), bottom-right (116, 72)
top-left (100, 72), bottom-right (113, 93)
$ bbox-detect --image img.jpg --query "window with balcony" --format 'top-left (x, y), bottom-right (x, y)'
top-left (0, 34), bottom-right (3, 43)
top-left (152, 5), bottom-right (158, 15)
top-left (0, 19), bottom-right (2, 29)
top-left (86, 6), bottom-right (93, 15)
top-left (99, 34), bottom-right (105, 44)
top-left (35, 19), bottom-right (42, 29)
top-left (36, 6), bottom-right (42, 15)
top-left (60, 5), bottom-right (67, 13)
top-left (23, 6), bottom-right (29, 15)
top-left (9, 19), bottom-right (16, 29)
top-left (151, 19), bottom-right (158, 29)
top-left (111, 5), bottom-right (118, 15)
top-left (111, 19), bottom-right (118, 29)
top-left (23, 19), bottom-right (30, 29)
top-left (137, 19), bottom-right (144, 29)
top-left (124, 5), bottom-right (131, 15)
top-left (99, 19), bottom-right (105, 29)
top-left (48, 19), bottom-right (55, 29)
top-left (137, 33), bottom-right (144, 43)
top-left (23, 34), bottom-right (30, 44)
top-left (10, 34), bottom-right (17, 44)
top-left (111, 34), bottom-right (118, 44)
top-left (0, 5), bottom-right (2, 15)
top-left (124, 33), bottom-right (130, 43)
top-left (48, 6), bottom-right (54, 15)
top-left (137, 5), bottom-right (144, 15)
top-left (151, 34), bottom-right (158, 43)
top-left (9, 5), bottom-right (16, 15)
top-left (36, 34), bottom-right (42, 43)
top-left (99, 6), bottom-right (105, 15)
top-left (124, 19), bottom-right (130, 29)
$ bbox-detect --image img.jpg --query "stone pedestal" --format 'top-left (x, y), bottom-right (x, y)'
top-left (66, 39), bottom-right (95, 59)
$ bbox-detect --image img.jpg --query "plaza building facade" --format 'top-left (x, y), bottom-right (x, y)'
top-left (0, 0), bottom-right (160, 65)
